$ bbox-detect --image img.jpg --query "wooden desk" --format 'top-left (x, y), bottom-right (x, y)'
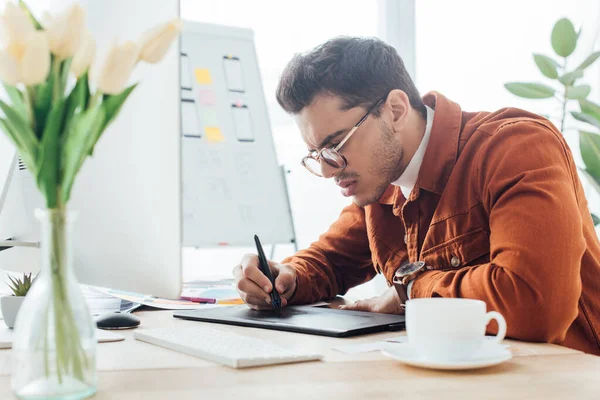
top-left (0, 309), bottom-right (598, 399)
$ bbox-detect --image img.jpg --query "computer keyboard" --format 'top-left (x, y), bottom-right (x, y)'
top-left (133, 327), bottom-right (323, 368)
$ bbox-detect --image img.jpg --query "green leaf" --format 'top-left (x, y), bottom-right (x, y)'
top-left (559, 69), bottom-right (584, 86)
top-left (580, 168), bottom-right (600, 193)
top-left (32, 64), bottom-right (56, 138)
top-left (0, 118), bottom-right (36, 172)
top-left (18, 0), bottom-right (43, 30)
top-left (61, 107), bottom-right (106, 202)
top-left (100, 84), bottom-right (137, 133)
top-left (64, 72), bottom-right (90, 128)
top-left (572, 112), bottom-right (600, 129)
top-left (580, 131), bottom-right (600, 182)
top-left (592, 213), bottom-right (600, 226)
top-left (551, 18), bottom-right (578, 57)
top-left (2, 84), bottom-right (28, 123)
top-left (0, 99), bottom-right (38, 166)
top-left (567, 85), bottom-right (591, 100)
top-left (579, 99), bottom-right (600, 122)
top-left (576, 51), bottom-right (600, 71)
top-left (533, 54), bottom-right (560, 79)
top-left (504, 82), bottom-right (555, 99)
top-left (59, 58), bottom-right (73, 99)
top-left (36, 99), bottom-right (66, 208)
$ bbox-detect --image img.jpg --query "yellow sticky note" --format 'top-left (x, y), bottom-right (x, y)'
top-left (194, 68), bottom-right (212, 84)
top-left (205, 127), bottom-right (224, 143)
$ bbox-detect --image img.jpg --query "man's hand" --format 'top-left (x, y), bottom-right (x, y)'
top-left (233, 254), bottom-right (298, 311)
top-left (338, 286), bottom-right (403, 315)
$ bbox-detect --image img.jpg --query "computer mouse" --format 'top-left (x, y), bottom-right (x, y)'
top-left (96, 312), bottom-right (141, 330)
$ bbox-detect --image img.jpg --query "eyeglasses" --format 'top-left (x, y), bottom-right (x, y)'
top-left (301, 98), bottom-right (385, 177)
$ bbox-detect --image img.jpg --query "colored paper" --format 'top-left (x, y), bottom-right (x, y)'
top-left (198, 88), bottom-right (217, 105)
top-left (205, 127), bottom-right (224, 143)
top-left (194, 68), bottom-right (212, 84)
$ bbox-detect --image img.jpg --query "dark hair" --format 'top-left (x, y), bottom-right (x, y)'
top-left (276, 36), bottom-right (426, 119)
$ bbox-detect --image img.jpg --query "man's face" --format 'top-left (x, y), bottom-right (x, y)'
top-left (295, 95), bottom-right (407, 207)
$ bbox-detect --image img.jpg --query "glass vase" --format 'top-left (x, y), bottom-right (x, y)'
top-left (11, 208), bottom-right (97, 399)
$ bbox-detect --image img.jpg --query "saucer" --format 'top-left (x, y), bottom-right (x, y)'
top-left (382, 341), bottom-right (512, 370)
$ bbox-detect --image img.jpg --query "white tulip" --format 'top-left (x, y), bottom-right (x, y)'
top-left (45, 3), bottom-right (86, 59)
top-left (137, 19), bottom-right (182, 64)
top-left (0, 2), bottom-right (36, 47)
top-left (0, 50), bottom-right (18, 85)
top-left (20, 31), bottom-right (50, 86)
top-left (71, 31), bottom-right (95, 77)
top-left (95, 40), bottom-right (139, 95)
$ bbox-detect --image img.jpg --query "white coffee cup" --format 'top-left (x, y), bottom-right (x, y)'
top-left (405, 298), bottom-right (507, 362)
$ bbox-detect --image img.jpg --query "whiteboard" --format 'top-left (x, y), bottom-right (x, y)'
top-left (180, 21), bottom-right (295, 247)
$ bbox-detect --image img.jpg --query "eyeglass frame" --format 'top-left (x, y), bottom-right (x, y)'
top-left (301, 97), bottom-right (386, 177)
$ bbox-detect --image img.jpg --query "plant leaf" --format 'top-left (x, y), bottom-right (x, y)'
top-left (36, 99), bottom-right (66, 208)
top-left (592, 213), bottom-right (600, 226)
top-left (572, 112), bottom-right (600, 129)
top-left (567, 85), bottom-right (591, 100)
top-left (18, 0), bottom-right (43, 30)
top-left (61, 107), bottom-right (106, 202)
top-left (0, 118), bottom-right (36, 172)
top-left (576, 51), bottom-right (600, 71)
top-left (559, 69), bottom-right (584, 86)
top-left (64, 72), bottom-right (90, 130)
top-left (533, 54), bottom-right (560, 79)
top-left (33, 61), bottom-right (56, 138)
top-left (2, 84), bottom-right (28, 123)
top-left (504, 82), bottom-right (555, 99)
top-left (59, 58), bottom-right (73, 99)
top-left (580, 168), bottom-right (600, 193)
top-left (579, 99), bottom-right (600, 122)
top-left (580, 131), bottom-right (600, 182)
top-left (552, 18), bottom-right (578, 57)
top-left (0, 99), bottom-right (38, 167)
top-left (93, 84), bottom-right (137, 156)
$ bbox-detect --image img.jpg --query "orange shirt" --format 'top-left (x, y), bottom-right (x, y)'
top-left (283, 92), bottom-right (600, 355)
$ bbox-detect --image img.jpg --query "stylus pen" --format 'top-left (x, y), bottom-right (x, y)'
top-left (254, 234), bottom-right (282, 312)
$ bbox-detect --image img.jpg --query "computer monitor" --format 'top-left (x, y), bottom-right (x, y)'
top-left (0, 0), bottom-right (182, 299)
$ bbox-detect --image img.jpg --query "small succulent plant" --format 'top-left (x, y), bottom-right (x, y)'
top-left (7, 273), bottom-right (35, 297)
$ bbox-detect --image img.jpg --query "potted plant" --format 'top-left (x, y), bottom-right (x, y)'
top-left (504, 18), bottom-right (600, 226)
top-left (0, 273), bottom-right (34, 329)
top-left (0, 1), bottom-right (181, 398)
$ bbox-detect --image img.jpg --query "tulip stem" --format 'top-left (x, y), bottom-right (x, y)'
top-left (23, 87), bottom-right (36, 133)
top-left (89, 92), bottom-right (101, 109)
top-left (52, 61), bottom-right (61, 103)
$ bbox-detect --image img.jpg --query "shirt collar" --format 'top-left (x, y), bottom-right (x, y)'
top-left (378, 92), bottom-right (463, 206)
top-left (391, 105), bottom-right (434, 198)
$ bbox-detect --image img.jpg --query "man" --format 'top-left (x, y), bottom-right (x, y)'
top-left (232, 37), bottom-right (600, 355)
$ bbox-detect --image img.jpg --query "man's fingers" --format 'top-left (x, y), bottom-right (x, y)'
top-left (241, 254), bottom-right (273, 292)
top-left (274, 270), bottom-right (296, 297)
top-left (339, 300), bottom-right (371, 312)
top-left (236, 277), bottom-right (270, 303)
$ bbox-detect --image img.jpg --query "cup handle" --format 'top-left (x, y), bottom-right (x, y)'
top-left (485, 311), bottom-right (507, 344)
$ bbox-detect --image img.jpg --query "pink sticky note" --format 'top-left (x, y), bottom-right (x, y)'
top-left (198, 88), bottom-right (217, 105)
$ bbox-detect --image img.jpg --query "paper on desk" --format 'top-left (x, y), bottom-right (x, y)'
top-left (332, 341), bottom-right (393, 354)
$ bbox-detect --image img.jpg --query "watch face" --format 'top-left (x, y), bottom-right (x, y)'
top-left (397, 261), bottom-right (426, 277)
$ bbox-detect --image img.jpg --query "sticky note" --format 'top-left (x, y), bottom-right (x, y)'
top-left (194, 68), bottom-right (212, 84)
top-left (199, 108), bottom-right (218, 126)
top-left (198, 88), bottom-right (217, 105)
top-left (205, 127), bottom-right (224, 143)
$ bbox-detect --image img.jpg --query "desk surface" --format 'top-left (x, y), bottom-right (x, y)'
top-left (0, 308), bottom-right (599, 399)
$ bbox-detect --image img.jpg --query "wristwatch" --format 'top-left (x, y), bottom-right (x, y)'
top-left (393, 261), bottom-right (427, 306)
